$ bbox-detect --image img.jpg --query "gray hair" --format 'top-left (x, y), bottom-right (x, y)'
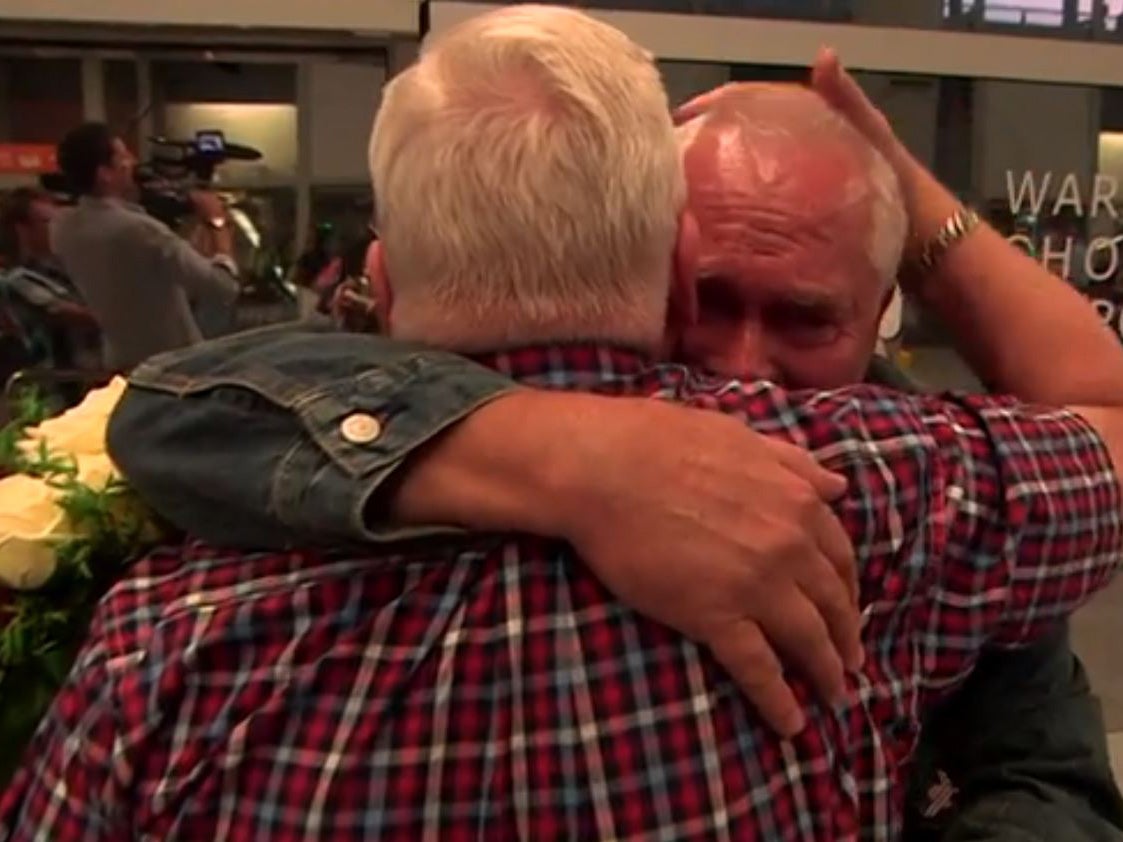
top-left (369, 5), bottom-right (685, 351)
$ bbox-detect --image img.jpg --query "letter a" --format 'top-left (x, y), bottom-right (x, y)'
top-left (1053, 173), bottom-right (1085, 217)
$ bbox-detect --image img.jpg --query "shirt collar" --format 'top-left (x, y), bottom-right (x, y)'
top-left (468, 343), bottom-right (655, 390)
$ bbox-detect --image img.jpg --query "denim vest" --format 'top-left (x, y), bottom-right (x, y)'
top-left (109, 324), bottom-right (516, 549)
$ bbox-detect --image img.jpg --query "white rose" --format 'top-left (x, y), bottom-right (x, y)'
top-left (19, 376), bottom-right (128, 459)
top-left (74, 452), bottom-right (120, 491)
top-left (0, 474), bottom-right (69, 590)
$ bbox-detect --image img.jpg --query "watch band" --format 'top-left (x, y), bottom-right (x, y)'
top-left (915, 207), bottom-right (982, 274)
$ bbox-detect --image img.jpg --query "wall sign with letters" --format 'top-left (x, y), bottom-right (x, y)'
top-left (0, 144), bottom-right (57, 175)
top-left (1004, 169), bottom-right (1123, 341)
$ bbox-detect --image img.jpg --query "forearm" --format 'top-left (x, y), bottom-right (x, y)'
top-left (154, 225), bottom-right (239, 306)
top-left (905, 159), bottom-right (1123, 406)
top-left (387, 389), bottom-right (610, 538)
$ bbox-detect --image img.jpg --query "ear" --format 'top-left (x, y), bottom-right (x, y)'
top-left (877, 284), bottom-right (902, 342)
top-left (664, 208), bottom-right (700, 350)
top-left (93, 163), bottom-right (111, 194)
top-left (367, 240), bottom-right (393, 333)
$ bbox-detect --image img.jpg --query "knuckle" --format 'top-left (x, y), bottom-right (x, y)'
top-left (780, 614), bottom-right (831, 655)
top-left (788, 484), bottom-right (822, 517)
top-left (768, 526), bottom-right (811, 561)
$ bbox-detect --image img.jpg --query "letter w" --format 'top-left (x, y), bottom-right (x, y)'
top-left (1006, 170), bottom-right (1052, 215)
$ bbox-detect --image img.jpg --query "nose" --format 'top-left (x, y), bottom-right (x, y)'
top-left (717, 325), bottom-right (780, 383)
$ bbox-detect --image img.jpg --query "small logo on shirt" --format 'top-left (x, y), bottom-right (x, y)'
top-left (922, 770), bottom-right (959, 818)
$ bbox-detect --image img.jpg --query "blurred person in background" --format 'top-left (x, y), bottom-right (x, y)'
top-left (50, 123), bottom-right (241, 372)
top-left (0, 187), bottom-right (101, 400)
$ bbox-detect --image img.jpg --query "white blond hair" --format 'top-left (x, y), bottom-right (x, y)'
top-left (676, 85), bottom-right (906, 291)
top-left (369, 5), bottom-right (684, 351)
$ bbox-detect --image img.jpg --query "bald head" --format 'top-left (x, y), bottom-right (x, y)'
top-left (677, 85), bottom-right (904, 291)
top-left (669, 85), bottom-right (906, 389)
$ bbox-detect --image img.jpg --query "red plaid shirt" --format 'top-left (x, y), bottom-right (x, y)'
top-left (3, 345), bottom-right (1121, 842)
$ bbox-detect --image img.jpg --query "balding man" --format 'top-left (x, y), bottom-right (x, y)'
top-left (12, 10), bottom-right (1123, 840)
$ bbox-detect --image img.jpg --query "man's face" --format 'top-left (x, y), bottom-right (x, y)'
top-left (676, 125), bottom-right (887, 389)
top-left (18, 198), bottom-right (56, 259)
top-left (101, 138), bottom-right (139, 200)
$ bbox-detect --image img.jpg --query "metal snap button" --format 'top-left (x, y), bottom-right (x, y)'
top-left (340, 413), bottom-right (381, 444)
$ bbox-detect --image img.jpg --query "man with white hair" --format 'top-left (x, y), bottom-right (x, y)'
top-left (8, 7), bottom-right (1123, 841)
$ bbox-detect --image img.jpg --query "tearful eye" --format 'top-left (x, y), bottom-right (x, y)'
top-left (767, 304), bottom-right (841, 347)
top-left (697, 277), bottom-right (743, 319)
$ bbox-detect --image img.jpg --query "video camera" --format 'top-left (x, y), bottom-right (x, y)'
top-left (40, 130), bottom-right (262, 227)
top-left (135, 131), bottom-right (262, 226)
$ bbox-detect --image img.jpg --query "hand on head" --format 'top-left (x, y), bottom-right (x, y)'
top-left (675, 48), bottom-right (912, 192)
top-left (673, 48), bottom-right (902, 162)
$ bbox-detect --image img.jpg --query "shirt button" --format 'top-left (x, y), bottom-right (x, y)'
top-left (340, 413), bottom-right (381, 444)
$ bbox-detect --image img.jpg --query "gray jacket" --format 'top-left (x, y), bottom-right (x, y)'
top-left (51, 196), bottom-right (239, 371)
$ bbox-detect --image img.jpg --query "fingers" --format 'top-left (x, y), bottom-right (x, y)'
top-left (672, 83), bottom-right (739, 124)
top-left (761, 437), bottom-right (847, 500)
top-left (707, 619), bottom-right (806, 737)
top-left (810, 48), bottom-right (897, 158)
top-left (811, 47), bottom-right (856, 116)
top-left (756, 583), bottom-right (849, 709)
top-left (813, 502), bottom-right (860, 616)
top-left (757, 436), bottom-right (861, 650)
top-left (810, 47), bottom-right (843, 107)
top-left (801, 530), bottom-right (863, 671)
top-left (673, 91), bottom-right (717, 124)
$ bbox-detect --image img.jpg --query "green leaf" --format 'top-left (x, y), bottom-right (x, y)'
top-left (0, 390), bottom-right (167, 782)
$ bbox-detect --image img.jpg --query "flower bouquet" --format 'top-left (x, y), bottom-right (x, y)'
top-left (0, 379), bottom-right (164, 785)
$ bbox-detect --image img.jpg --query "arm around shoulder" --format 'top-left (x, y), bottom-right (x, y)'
top-left (934, 396), bottom-right (1123, 651)
top-left (108, 330), bottom-right (520, 548)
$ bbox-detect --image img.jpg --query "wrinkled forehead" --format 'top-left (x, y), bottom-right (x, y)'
top-left (679, 116), bottom-right (881, 305)
top-left (680, 116), bottom-right (868, 227)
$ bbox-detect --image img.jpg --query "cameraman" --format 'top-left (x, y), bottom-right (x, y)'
top-left (51, 123), bottom-right (240, 372)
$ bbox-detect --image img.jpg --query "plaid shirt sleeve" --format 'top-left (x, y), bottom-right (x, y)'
top-left (680, 376), bottom-right (1123, 701)
top-left (820, 389), bottom-right (1123, 689)
top-left (944, 396), bottom-right (1122, 646)
top-left (0, 620), bottom-right (128, 841)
